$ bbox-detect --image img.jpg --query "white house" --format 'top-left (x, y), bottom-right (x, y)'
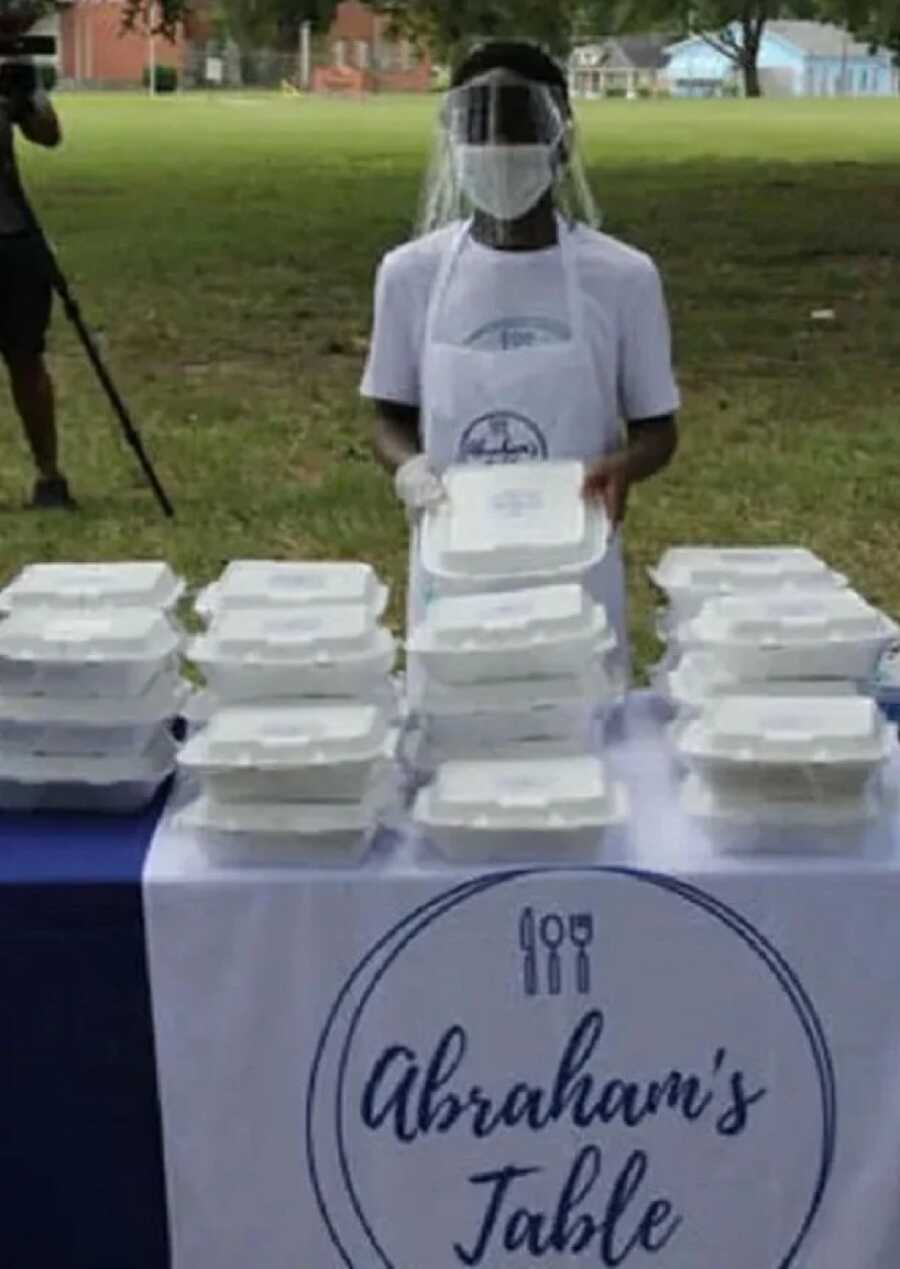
top-left (570, 35), bottom-right (671, 98)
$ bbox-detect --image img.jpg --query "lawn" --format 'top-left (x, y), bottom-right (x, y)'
top-left (3, 93), bottom-right (900, 670)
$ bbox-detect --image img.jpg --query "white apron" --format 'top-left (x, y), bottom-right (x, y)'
top-left (409, 219), bottom-right (629, 671)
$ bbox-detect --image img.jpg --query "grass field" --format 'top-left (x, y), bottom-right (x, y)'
top-left (3, 93), bottom-right (900, 670)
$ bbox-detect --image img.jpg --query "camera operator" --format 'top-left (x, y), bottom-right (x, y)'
top-left (0, 58), bottom-right (73, 509)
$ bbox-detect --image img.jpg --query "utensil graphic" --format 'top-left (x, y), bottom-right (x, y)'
top-left (540, 913), bottom-right (566, 996)
top-left (569, 914), bottom-right (594, 995)
top-left (519, 907), bottom-right (538, 996)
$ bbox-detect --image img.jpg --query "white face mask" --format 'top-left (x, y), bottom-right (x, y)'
top-left (454, 144), bottom-right (555, 223)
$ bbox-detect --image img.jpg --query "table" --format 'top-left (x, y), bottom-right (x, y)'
top-left (144, 699), bottom-right (900, 1269)
top-left (0, 792), bottom-right (170, 1269)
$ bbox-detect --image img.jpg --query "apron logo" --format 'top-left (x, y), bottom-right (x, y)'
top-left (457, 413), bottom-right (549, 465)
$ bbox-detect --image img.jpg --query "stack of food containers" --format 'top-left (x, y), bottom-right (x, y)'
top-left (649, 547), bottom-right (899, 852)
top-left (189, 560), bottom-right (394, 716)
top-left (649, 545), bottom-right (883, 715)
top-left (675, 695), bottom-right (894, 854)
top-left (178, 560), bottom-right (396, 866)
top-left (0, 562), bottom-right (187, 812)
top-left (409, 461), bottom-right (628, 862)
top-left (406, 584), bottom-right (617, 767)
top-left (410, 463), bottom-right (620, 762)
top-left (176, 702), bottom-right (392, 867)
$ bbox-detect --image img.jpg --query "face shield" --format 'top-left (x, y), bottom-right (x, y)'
top-left (417, 68), bottom-right (600, 245)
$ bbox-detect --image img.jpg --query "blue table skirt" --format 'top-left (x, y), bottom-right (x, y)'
top-left (0, 788), bottom-right (171, 1269)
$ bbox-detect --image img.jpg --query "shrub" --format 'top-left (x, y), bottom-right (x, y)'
top-left (142, 64), bottom-right (178, 93)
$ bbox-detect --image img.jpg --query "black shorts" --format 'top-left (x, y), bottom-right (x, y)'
top-left (0, 232), bottom-right (52, 359)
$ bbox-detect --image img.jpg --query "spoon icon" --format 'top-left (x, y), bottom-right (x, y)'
top-left (540, 914), bottom-right (566, 996)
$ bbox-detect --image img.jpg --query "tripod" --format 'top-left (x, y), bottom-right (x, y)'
top-left (5, 143), bottom-right (176, 518)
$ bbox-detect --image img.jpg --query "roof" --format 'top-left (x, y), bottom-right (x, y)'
top-left (767, 20), bottom-right (883, 58)
top-left (571, 34), bottom-right (671, 70)
top-left (667, 20), bottom-right (887, 61)
top-left (608, 35), bottom-right (672, 69)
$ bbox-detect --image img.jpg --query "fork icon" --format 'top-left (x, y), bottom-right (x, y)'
top-left (569, 915), bottom-right (594, 995)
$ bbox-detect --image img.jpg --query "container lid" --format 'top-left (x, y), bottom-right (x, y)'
top-left (422, 463), bottom-right (610, 579)
top-left (651, 547), bottom-right (833, 594)
top-left (0, 561), bottom-right (185, 614)
top-left (421, 755), bottom-right (625, 828)
top-left (0, 670), bottom-right (190, 724)
top-left (665, 653), bottom-right (864, 711)
top-left (409, 584), bottom-right (602, 653)
top-left (191, 606), bottom-right (384, 663)
top-left (678, 695), bottom-right (893, 766)
top-left (0, 607), bottom-right (182, 663)
top-left (178, 785), bottom-right (384, 837)
top-left (179, 703), bottom-right (387, 769)
top-left (196, 561), bottom-right (388, 620)
top-left (684, 590), bottom-right (896, 648)
top-left (0, 733), bottom-right (177, 784)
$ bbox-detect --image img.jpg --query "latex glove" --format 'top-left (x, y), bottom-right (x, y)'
top-left (582, 455), bottom-right (630, 528)
top-left (394, 454), bottom-right (445, 515)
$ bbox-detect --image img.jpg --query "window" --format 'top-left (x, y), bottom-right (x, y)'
top-left (356, 40), bottom-right (369, 70)
top-left (379, 42), bottom-right (407, 72)
top-left (333, 39), bottom-right (346, 69)
top-left (859, 69), bottom-right (868, 93)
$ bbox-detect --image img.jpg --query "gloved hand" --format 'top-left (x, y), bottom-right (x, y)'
top-left (583, 454), bottom-right (630, 527)
top-left (394, 454), bottom-right (445, 515)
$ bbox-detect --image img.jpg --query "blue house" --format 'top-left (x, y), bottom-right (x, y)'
top-left (665, 20), bottom-right (897, 97)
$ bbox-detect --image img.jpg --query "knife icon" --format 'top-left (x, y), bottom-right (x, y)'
top-left (519, 907), bottom-right (538, 997)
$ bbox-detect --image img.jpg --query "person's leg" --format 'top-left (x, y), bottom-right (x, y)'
top-left (5, 350), bottom-right (59, 479)
top-left (0, 234), bottom-right (75, 509)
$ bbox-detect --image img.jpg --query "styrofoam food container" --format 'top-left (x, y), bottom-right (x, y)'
top-left (650, 546), bottom-right (841, 623)
top-left (409, 659), bottom-right (618, 720)
top-left (195, 561), bottom-right (388, 623)
top-left (681, 774), bottom-right (885, 855)
top-left (181, 674), bottom-right (403, 738)
top-left (680, 591), bottom-right (897, 680)
top-left (0, 734), bottom-right (176, 813)
top-left (676, 696), bottom-right (893, 799)
top-left (0, 561), bottom-right (185, 616)
top-left (0, 670), bottom-right (190, 756)
top-left (402, 665), bottom-right (613, 769)
top-left (188, 607), bottom-right (396, 701)
top-left (403, 724), bottom-right (597, 774)
top-left (421, 462), bottom-right (610, 595)
top-left (656, 652), bottom-right (864, 718)
top-left (414, 755), bottom-right (629, 863)
top-left (178, 703), bottom-right (390, 803)
top-left (177, 780), bottom-right (388, 868)
top-left (0, 608), bottom-right (182, 698)
top-left (407, 585), bottom-right (614, 685)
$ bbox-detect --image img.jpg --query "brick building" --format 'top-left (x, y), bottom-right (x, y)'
top-left (311, 0), bottom-right (432, 94)
top-left (50, 0), bottom-right (189, 88)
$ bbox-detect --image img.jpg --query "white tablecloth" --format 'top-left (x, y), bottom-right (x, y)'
top-left (144, 697), bottom-right (900, 1269)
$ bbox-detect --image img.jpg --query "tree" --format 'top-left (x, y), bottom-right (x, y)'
top-left (614, 0), bottom-right (797, 96)
top-left (816, 0), bottom-right (900, 60)
top-left (687, 5), bottom-right (773, 97)
top-left (116, 0), bottom-right (338, 42)
top-left (373, 0), bottom-right (587, 60)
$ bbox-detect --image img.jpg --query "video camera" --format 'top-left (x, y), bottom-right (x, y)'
top-left (0, 34), bottom-right (53, 101)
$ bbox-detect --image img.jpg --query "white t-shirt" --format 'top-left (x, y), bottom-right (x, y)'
top-left (360, 221), bottom-right (680, 423)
